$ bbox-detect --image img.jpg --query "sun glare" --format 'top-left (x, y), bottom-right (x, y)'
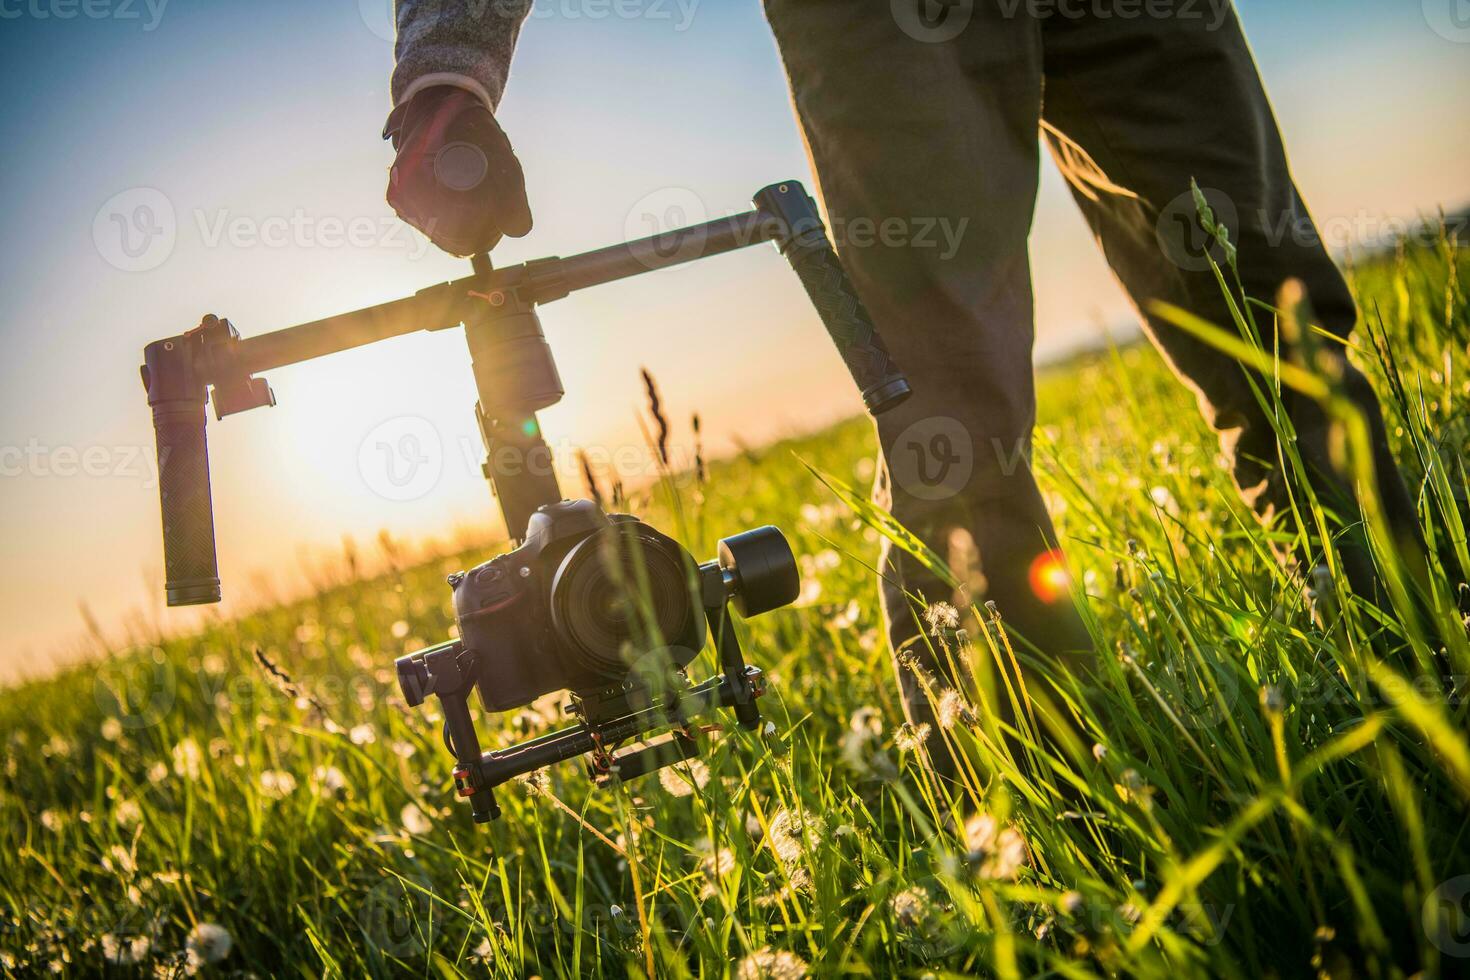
top-left (1027, 548), bottom-right (1072, 605)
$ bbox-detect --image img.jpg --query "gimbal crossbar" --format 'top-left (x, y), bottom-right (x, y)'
top-left (140, 181), bottom-right (909, 608)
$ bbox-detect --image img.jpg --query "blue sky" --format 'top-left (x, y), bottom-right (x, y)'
top-left (1, 0), bottom-right (1467, 674)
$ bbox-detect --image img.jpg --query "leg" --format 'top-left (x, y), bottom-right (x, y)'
top-left (1038, 3), bottom-right (1422, 602)
top-left (763, 0), bottom-right (1092, 779)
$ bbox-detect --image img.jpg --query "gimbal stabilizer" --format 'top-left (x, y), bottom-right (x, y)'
top-left (140, 181), bottom-right (910, 821)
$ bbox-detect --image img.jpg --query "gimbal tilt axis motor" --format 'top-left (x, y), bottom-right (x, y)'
top-left (139, 181), bottom-right (910, 825)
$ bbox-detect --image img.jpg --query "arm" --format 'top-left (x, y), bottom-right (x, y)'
top-left (390, 0), bottom-right (532, 111)
top-left (384, 0), bottom-right (534, 256)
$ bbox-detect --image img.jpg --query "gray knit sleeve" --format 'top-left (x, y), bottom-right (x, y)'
top-left (391, 0), bottom-right (533, 109)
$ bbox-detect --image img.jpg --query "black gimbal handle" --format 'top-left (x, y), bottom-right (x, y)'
top-left (142, 328), bottom-right (221, 606)
top-left (753, 183), bottom-right (911, 415)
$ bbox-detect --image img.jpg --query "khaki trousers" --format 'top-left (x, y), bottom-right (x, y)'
top-left (763, 0), bottom-right (1419, 756)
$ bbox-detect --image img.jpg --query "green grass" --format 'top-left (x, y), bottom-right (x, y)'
top-left (3, 231), bottom-right (1468, 978)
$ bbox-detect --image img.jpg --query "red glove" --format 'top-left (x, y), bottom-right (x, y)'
top-left (384, 86), bottom-right (533, 257)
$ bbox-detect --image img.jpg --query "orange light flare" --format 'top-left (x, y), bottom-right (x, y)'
top-left (1027, 548), bottom-right (1073, 605)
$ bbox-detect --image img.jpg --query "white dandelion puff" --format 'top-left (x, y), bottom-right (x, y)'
top-left (935, 689), bottom-right (973, 730)
top-left (100, 934), bottom-right (150, 966)
top-left (184, 922), bottom-right (232, 970)
top-left (891, 886), bottom-right (934, 928)
top-left (923, 602), bottom-right (961, 633)
top-left (400, 803), bottom-right (433, 835)
top-left (894, 722), bottom-right (931, 752)
top-left (258, 770), bottom-right (297, 799)
top-left (312, 766), bottom-right (348, 796)
top-left (658, 759), bottom-right (710, 797)
top-left (735, 947), bottom-right (809, 980)
top-left (171, 738), bottom-right (203, 780)
top-left (767, 807), bottom-right (825, 866)
top-left (963, 812), bottom-right (1028, 881)
top-left (114, 799), bottom-right (143, 829)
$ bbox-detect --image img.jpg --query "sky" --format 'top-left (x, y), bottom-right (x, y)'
top-left (1, 0), bottom-right (1467, 679)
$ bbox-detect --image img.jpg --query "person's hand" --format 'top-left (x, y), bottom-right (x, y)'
top-left (383, 86), bottom-right (532, 257)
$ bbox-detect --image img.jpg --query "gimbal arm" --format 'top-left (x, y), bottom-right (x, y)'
top-left (140, 181), bottom-right (910, 606)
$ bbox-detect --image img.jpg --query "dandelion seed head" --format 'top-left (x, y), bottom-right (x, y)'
top-left (699, 845), bottom-right (736, 880)
top-left (922, 602), bottom-right (960, 633)
top-left (171, 739), bottom-right (203, 780)
top-left (114, 799), bottom-right (143, 828)
top-left (516, 768), bottom-right (550, 794)
top-left (259, 770), bottom-right (297, 799)
top-left (894, 722), bottom-right (931, 752)
top-left (100, 718), bottom-right (123, 742)
top-left (658, 759), bottom-right (710, 797)
top-left (963, 812), bottom-right (1028, 881)
top-left (313, 765), bottom-right (348, 796)
top-left (400, 803), bottom-right (433, 835)
top-left (891, 886), bottom-right (934, 927)
top-left (100, 934), bottom-right (149, 966)
top-left (349, 724), bottom-right (376, 745)
top-left (935, 689), bottom-right (972, 730)
top-left (735, 947), bottom-right (809, 980)
top-left (767, 807), bottom-right (825, 867)
top-left (185, 922), bottom-right (232, 970)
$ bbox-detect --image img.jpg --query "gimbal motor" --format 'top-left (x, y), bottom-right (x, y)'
top-left (139, 181), bottom-right (910, 826)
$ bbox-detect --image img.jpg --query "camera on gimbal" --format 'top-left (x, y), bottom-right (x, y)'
top-left (452, 502), bottom-right (707, 711)
top-left (393, 499), bottom-right (801, 821)
top-left (139, 180), bottom-right (909, 827)
top-left (436, 500), bottom-right (794, 712)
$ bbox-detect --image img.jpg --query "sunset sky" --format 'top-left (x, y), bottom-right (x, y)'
top-left (1, 0), bottom-right (1467, 678)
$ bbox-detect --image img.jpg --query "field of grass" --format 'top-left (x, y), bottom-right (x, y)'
top-left (2, 229), bottom-right (1468, 978)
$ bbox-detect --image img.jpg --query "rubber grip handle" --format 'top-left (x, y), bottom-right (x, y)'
top-left (785, 243), bottom-right (911, 413)
top-left (754, 183), bottom-right (911, 414)
top-left (152, 402), bottom-right (222, 605)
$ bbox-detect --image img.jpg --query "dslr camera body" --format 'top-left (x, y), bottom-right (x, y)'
top-left (395, 498), bottom-right (801, 821)
top-left (452, 499), bottom-right (708, 711)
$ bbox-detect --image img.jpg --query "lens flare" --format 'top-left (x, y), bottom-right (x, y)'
top-left (1027, 549), bottom-right (1071, 604)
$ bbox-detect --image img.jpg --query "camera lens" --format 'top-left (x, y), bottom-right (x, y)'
top-left (550, 523), bottom-right (701, 678)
